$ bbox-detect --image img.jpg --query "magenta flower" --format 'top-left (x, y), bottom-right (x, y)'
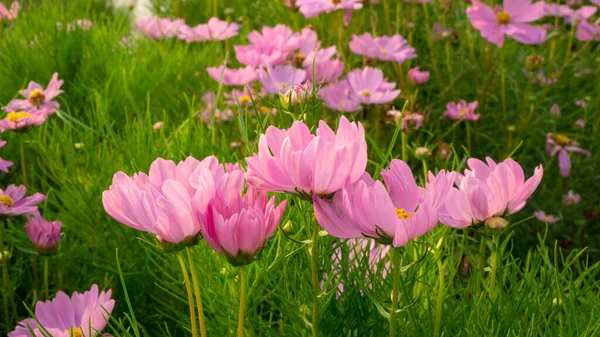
top-left (136, 17), bottom-right (185, 39)
top-left (349, 32), bottom-right (416, 64)
top-left (577, 19), bottom-right (600, 41)
top-left (314, 161), bottom-right (439, 247)
top-left (26, 212), bottom-right (62, 254)
top-left (245, 116), bottom-right (367, 196)
top-left (401, 113), bottom-right (424, 133)
top-left (408, 66), bottom-right (430, 85)
top-left (443, 100), bottom-right (480, 121)
top-left (103, 156), bottom-right (243, 247)
top-left (199, 179), bottom-right (286, 266)
top-left (6, 72), bottom-right (64, 114)
top-left (563, 190), bottom-right (581, 205)
top-left (0, 185), bottom-right (46, 217)
top-left (549, 104), bottom-right (561, 116)
top-left (320, 81), bottom-right (362, 113)
top-left (564, 6), bottom-right (597, 24)
top-left (345, 67), bottom-right (401, 104)
top-left (178, 17), bottom-right (238, 42)
top-left (206, 66), bottom-right (257, 86)
top-left (9, 284), bottom-right (114, 337)
top-left (534, 211), bottom-right (559, 224)
top-left (0, 1), bottom-right (19, 22)
top-left (438, 157), bottom-right (543, 229)
top-left (466, 0), bottom-right (546, 47)
top-left (0, 109), bottom-right (49, 132)
top-left (545, 133), bottom-right (591, 177)
top-left (295, 0), bottom-right (363, 19)
top-left (257, 65), bottom-right (307, 94)
top-left (0, 139), bottom-right (13, 173)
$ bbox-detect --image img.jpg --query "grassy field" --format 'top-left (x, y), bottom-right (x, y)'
top-left (1, 0), bottom-right (599, 336)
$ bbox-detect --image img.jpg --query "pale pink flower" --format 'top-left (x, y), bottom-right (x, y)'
top-left (443, 100), bottom-right (480, 121)
top-left (296, 28), bottom-right (344, 83)
top-left (320, 81), bottom-right (362, 113)
top-left (563, 190), bottom-right (581, 205)
top-left (0, 109), bottom-right (50, 132)
top-left (0, 139), bottom-right (13, 173)
top-left (408, 66), bottom-right (430, 84)
top-left (345, 67), bottom-right (401, 104)
top-left (136, 17), bottom-right (185, 39)
top-left (103, 156), bottom-right (243, 247)
top-left (431, 22), bottom-right (452, 41)
top-left (0, 184), bottom-right (46, 217)
top-left (9, 285), bottom-right (114, 337)
top-left (235, 24), bottom-right (300, 67)
top-left (295, 0), bottom-right (363, 19)
top-left (577, 19), bottom-right (600, 41)
top-left (257, 65), bottom-right (307, 94)
top-left (439, 157), bottom-right (544, 228)
top-left (245, 116), bottom-right (367, 196)
top-left (6, 72), bottom-right (64, 114)
top-left (223, 87), bottom-right (263, 107)
top-left (387, 109), bottom-right (402, 123)
top-left (467, 0), bottom-right (547, 47)
top-left (544, 4), bottom-right (574, 17)
top-left (545, 133), bottom-right (591, 177)
top-left (0, 1), bottom-right (19, 21)
top-left (206, 66), bottom-right (257, 86)
top-left (401, 113), bottom-right (424, 132)
top-left (26, 212), bottom-right (62, 254)
top-left (178, 17), bottom-right (238, 42)
top-left (349, 32), bottom-right (416, 64)
top-left (549, 104), bottom-right (561, 116)
top-left (405, 0), bottom-right (431, 3)
top-left (199, 177), bottom-right (286, 266)
top-left (534, 210), bottom-right (559, 224)
top-left (574, 119), bottom-right (585, 128)
top-left (574, 98), bottom-right (586, 107)
top-left (564, 6), bottom-right (597, 24)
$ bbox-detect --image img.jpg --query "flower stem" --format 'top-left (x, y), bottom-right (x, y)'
top-left (177, 252), bottom-right (198, 337)
top-left (401, 132), bottom-right (408, 162)
top-left (499, 48), bottom-right (507, 124)
top-left (0, 220), bottom-right (10, 326)
top-left (43, 257), bottom-right (49, 299)
top-left (422, 160), bottom-right (428, 185)
top-left (311, 217), bottom-right (320, 337)
top-left (389, 247), bottom-right (401, 337)
top-left (433, 255), bottom-right (445, 337)
top-left (488, 234), bottom-right (501, 300)
top-left (466, 122), bottom-right (472, 155)
top-left (187, 249), bottom-right (207, 337)
top-left (20, 137), bottom-right (27, 186)
top-left (237, 266), bottom-right (246, 337)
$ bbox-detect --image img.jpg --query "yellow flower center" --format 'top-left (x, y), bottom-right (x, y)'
top-left (238, 95), bottom-right (251, 104)
top-left (331, 0), bottom-right (341, 4)
top-left (7, 112), bottom-right (32, 122)
top-left (496, 11), bottom-right (511, 24)
top-left (69, 328), bottom-right (83, 337)
top-left (458, 109), bottom-right (466, 115)
top-left (295, 53), bottom-right (306, 64)
top-left (28, 89), bottom-right (45, 108)
top-left (280, 83), bottom-right (288, 89)
top-left (361, 90), bottom-right (370, 97)
top-left (380, 48), bottom-right (389, 55)
top-left (0, 195), bottom-right (13, 207)
top-left (555, 134), bottom-right (571, 146)
top-left (395, 208), bottom-right (412, 219)
top-left (260, 106), bottom-right (270, 115)
top-left (214, 111), bottom-right (221, 120)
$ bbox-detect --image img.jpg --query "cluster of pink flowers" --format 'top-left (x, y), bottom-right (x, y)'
top-left (0, 1), bottom-right (19, 22)
top-left (1, 73), bottom-right (64, 132)
top-left (136, 16), bottom-right (238, 41)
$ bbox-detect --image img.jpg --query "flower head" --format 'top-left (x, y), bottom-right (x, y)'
top-left (9, 284), bottom-right (114, 337)
top-left (257, 65), bottom-right (307, 94)
top-left (401, 113), bottom-right (424, 132)
top-left (136, 17), bottom-right (185, 39)
top-left (467, 0), bottom-right (547, 47)
top-left (0, 185), bottom-right (46, 217)
top-left (349, 32), bottom-right (416, 64)
top-left (545, 133), bottom-right (591, 177)
top-left (6, 72), bottom-right (63, 114)
top-left (534, 210), bottom-right (559, 224)
top-left (178, 17), bottom-right (239, 42)
top-left (296, 0), bottom-right (363, 19)
top-left (0, 109), bottom-right (49, 132)
top-left (26, 212), bottom-right (62, 254)
top-left (234, 25), bottom-right (300, 67)
top-left (0, 139), bottom-right (13, 173)
top-left (0, 1), bottom-right (19, 22)
top-left (245, 116), bottom-right (367, 196)
top-left (563, 190), bottom-right (581, 205)
top-left (345, 67), bottom-right (401, 104)
top-left (206, 66), bottom-right (257, 86)
top-left (576, 19), bottom-right (600, 41)
top-left (408, 66), bottom-right (430, 85)
top-left (443, 100), bottom-right (480, 121)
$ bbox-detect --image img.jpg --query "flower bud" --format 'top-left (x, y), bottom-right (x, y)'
top-left (414, 147), bottom-right (430, 160)
top-left (484, 217), bottom-right (509, 232)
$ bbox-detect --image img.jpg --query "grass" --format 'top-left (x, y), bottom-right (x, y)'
top-left (0, 0), bottom-right (599, 335)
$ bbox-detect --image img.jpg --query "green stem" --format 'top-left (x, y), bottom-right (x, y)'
top-left (389, 248), bottom-right (401, 337)
top-left (311, 218), bottom-right (320, 337)
top-left (488, 234), bottom-right (501, 300)
top-left (20, 137), bottom-right (27, 186)
top-left (0, 220), bottom-right (10, 326)
top-left (433, 255), bottom-right (444, 337)
top-left (177, 252), bottom-right (198, 337)
top-left (422, 160), bottom-right (428, 185)
top-left (499, 48), bottom-right (507, 124)
top-left (237, 267), bottom-right (246, 337)
top-left (187, 249), bottom-right (207, 337)
top-left (44, 257), bottom-right (49, 299)
top-left (466, 122), bottom-right (472, 155)
top-left (401, 132), bottom-right (408, 162)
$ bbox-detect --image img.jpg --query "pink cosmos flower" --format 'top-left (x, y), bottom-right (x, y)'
top-left (0, 1), bottom-right (19, 21)
top-left (545, 133), bottom-right (591, 177)
top-left (136, 17), bottom-right (185, 39)
top-left (295, 0), bottom-right (363, 19)
top-left (309, 59), bottom-right (345, 84)
top-left (0, 109), bottom-right (49, 132)
top-left (245, 116), bottom-right (367, 196)
top-left (103, 156), bottom-right (243, 247)
top-left (314, 160), bottom-right (440, 247)
top-left (577, 19), bottom-right (600, 41)
top-left (439, 157), bottom-right (543, 228)
top-left (408, 66), bottom-right (430, 85)
top-left (349, 32), bottom-right (416, 64)
top-left (574, 119), bottom-right (585, 128)
top-left (178, 17), bottom-right (238, 42)
top-left (466, 0), bottom-right (547, 47)
top-left (0, 185), bottom-right (46, 217)
top-left (234, 25), bottom-right (300, 67)
top-left (6, 72), bottom-right (64, 114)
top-left (592, 0), bottom-right (600, 6)
top-left (443, 100), bottom-right (480, 121)
top-left (563, 190), bottom-right (581, 205)
top-left (401, 113), bottom-right (425, 132)
top-left (9, 284), bottom-right (114, 337)
top-left (534, 211), bottom-right (559, 224)
top-left (564, 6), bottom-right (597, 24)
top-left (432, 23), bottom-right (452, 41)
top-left (296, 28), bottom-right (344, 83)
top-left (345, 67), bottom-right (401, 104)
top-left (0, 139), bottom-right (13, 173)
top-left (257, 65), bottom-right (307, 94)
top-left (26, 212), bottom-right (62, 254)
top-left (198, 176), bottom-right (286, 266)
top-left (320, 81), bottom-right (363, 113)
top-left (544, 4), bottom-right (574, 17)
top-left (206, 66), bottom-right (257, 86)
top-left (549, 104), bottom-right (561, 116)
